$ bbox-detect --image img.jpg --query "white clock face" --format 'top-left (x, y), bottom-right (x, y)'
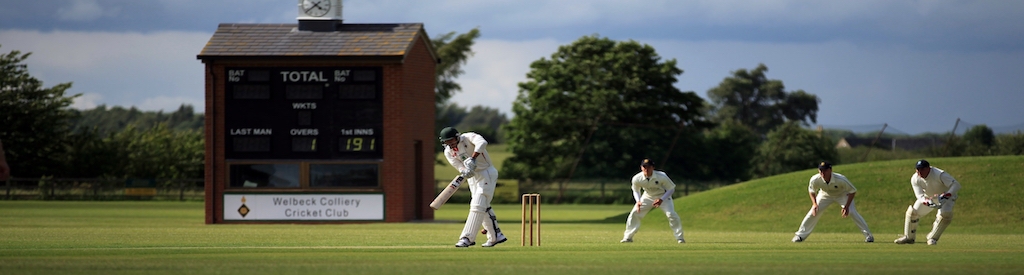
top-left (303, 0), bottom-right (331, 17)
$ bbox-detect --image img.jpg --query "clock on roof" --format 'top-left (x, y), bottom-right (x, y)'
top-left (298, 0), bottom-right (342, 20)
top-left (303, 0), bottom-right (330, 17)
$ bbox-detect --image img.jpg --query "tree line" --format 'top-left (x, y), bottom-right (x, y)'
top-left (501, 35), bottom-right (830, 184)
top-left (0, 35), bottom-right (502, 180)
top-left (5, 29), bottom-right (1023, 186)
top-left (498, 35), bottom-right (1024, 188)
top-left (0, 44), bottom-right (206, 180)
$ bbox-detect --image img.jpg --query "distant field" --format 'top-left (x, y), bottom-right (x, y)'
top-left (1, 201), bottom-right (1023, 274)
top-left (3, 155), bottom-right (1023, 274)
top-left (678, 155), bottom-right (1024, 234)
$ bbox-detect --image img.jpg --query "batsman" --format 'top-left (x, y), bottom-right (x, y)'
top-left (895, 160), bottom-right (961, 245)
top-left (439, 127), bottom-right (507, 248)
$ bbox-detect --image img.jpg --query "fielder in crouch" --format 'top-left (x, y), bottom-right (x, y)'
top-left (439, 127), bottom-right (507, 248)
top-left (792, 162), bottom-right (874, 243)
top-left (895, 159), bottom-right (961, 245)
top-left (621, 159), bottom-right (685, 243)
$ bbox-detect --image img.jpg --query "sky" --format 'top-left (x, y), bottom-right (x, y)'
top-left (2, 0), bottom-right (1024, 135)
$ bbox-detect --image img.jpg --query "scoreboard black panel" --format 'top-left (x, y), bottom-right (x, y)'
top-left (224, 67), bottom-right (383, 159)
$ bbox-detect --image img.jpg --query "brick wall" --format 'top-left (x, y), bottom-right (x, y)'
top-left (404, 35), bottom-right (437, 221)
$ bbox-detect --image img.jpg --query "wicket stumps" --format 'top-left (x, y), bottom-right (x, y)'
top-left (521, 193), bottom-right (541, 246)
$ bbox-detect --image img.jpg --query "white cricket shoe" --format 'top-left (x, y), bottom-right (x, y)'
top-left (927, 239), bottom-right (938, 245)
top-left (455, 237), bottom-right (475, 248)
top-left (791, 235), bottom-right (804, 243)
top-left (677, 239), bottom-right (686, 244)
top-left (620, 238), bottom-right (633, 243)
top-left (482, 235), bottom-right (507, 247)
top-left (865, 236), bottom-right (874, 243)
top-left (894, 236), bottom-right (915, 244)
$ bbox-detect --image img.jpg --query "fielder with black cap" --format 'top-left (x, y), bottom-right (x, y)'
top-left (895, 159), bottom-right (961, 245)
top-left (439, 127), bottom-right (506, 248)
top-left (621, 159), bottom-right (686, 244)
top-left (792, 161), bottom-right (874, 243)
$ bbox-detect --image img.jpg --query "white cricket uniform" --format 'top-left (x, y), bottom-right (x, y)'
top-left (910, 167), bottom-right (961, 206)
top-left (794, 172), bottom-right (872, 240)
top-left (622, 170), bottom-right (685, 242)
top-left (443, 132), bottom-right (503, 244)
top-left (903, 167), bottom-right (961, 240)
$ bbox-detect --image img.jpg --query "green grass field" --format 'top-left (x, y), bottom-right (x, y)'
top-left (2, 155), bottom-right (1024, 274)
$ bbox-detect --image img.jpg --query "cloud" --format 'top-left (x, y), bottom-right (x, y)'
top-left (450, 38), bottom-right (563, 116)
top-left (455, 37), bottom-right (1024, 134)
top-left (71, 93), bottom-right (103, 110)
top-left (1, 29), bottom-right (209, 111)
top-left (57, 0), bottom-right (119, 22)
top-left (4, 0), bottom-right (1023, 134)
top-left (138, 96), bottom-right (204, 112)
top-left (341, 0), bottom-right (1024, 52)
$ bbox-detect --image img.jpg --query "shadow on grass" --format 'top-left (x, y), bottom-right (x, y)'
top-left (433, 212), bottom-right (632, 224)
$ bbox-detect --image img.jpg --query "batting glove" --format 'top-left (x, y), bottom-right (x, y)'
top-left (460, 169), bottom-right (475, 179)
top-left (924, 195), bottom-right (944, 209)
top-left (463, 158), bottom-right (477, 171)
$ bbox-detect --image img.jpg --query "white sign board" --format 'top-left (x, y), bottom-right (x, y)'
top-left (223, 193), bottom-right (384, 221)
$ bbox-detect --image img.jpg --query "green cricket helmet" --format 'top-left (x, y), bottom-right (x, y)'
top-left (439, 127), bottom-right (459, 142)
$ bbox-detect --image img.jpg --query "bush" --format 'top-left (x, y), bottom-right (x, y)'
top-left (996, 131), bottom-right (1024, 155)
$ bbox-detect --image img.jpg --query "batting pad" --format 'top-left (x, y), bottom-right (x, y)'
top-left (460, 211), bottom-right (487, 242)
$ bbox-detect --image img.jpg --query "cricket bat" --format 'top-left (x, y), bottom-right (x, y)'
top-left (429, 176), bottom-right (465, 210)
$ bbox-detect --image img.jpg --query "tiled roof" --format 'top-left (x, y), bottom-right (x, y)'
top-left (197, 23), bottom-right (426, 58)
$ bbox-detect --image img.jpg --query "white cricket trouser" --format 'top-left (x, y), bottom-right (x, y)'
top-left (794, 193), bottom-right (872, 239)
top-left (459, 166), bottom-right (502, 243)
top-left (904, 197), bottom-right (956, 240)
top-left (623, 195), bottom-right (684, 241)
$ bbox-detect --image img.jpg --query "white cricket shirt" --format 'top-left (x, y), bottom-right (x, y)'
top-left (910, 167), bottom-right (961, 200)
top-left (443, 132), bottom-right (493, 172)
top-left (808, 172), bottom-right (857, 197)
top-left (631, 170), bottom-right (676, 201)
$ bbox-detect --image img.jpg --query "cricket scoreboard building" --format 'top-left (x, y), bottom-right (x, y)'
top-left (197, 1), bottom-right (437, 223)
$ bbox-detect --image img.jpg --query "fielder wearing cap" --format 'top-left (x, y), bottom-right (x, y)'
top-left (792, 161), bottom-right (874, 243)
top-left (439, 127), bottom-right (507, 248)
top-left (620, 159), bottom-right (686, 244)
top-left (895, 159), bottom-right (961, 245)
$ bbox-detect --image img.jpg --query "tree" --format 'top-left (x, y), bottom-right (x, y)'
top-left (432, 28), bottom-right (481, 153)
top-left (963, 124), bottom-right (995, 156)
top-left (752, 122), bottom-right (838, 178)
top-left (707, 64), bottom-right (820, 135)
top-left (432, 28), bottom-right (480, 105)
top-left (72, 104), bottom-right (203, 135)
top-left (0, 46), bottom-right (80, 177)
top-left (963, 124), bottom-right (995, 147)
top-left (103, 124), bottom-right (204, 179)
top-left (455, 105), bottom-right (508, 143)
top-left (995, 131), bottom-right (1024, 155)
top-left (436, 102), bottom-right (508, 144)
top-left (502, 35), bottom-right (708, 183)
top-left (703, 119), bottom-right (761, 182)
top-left (61, 128), bottom-right (119, 178)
